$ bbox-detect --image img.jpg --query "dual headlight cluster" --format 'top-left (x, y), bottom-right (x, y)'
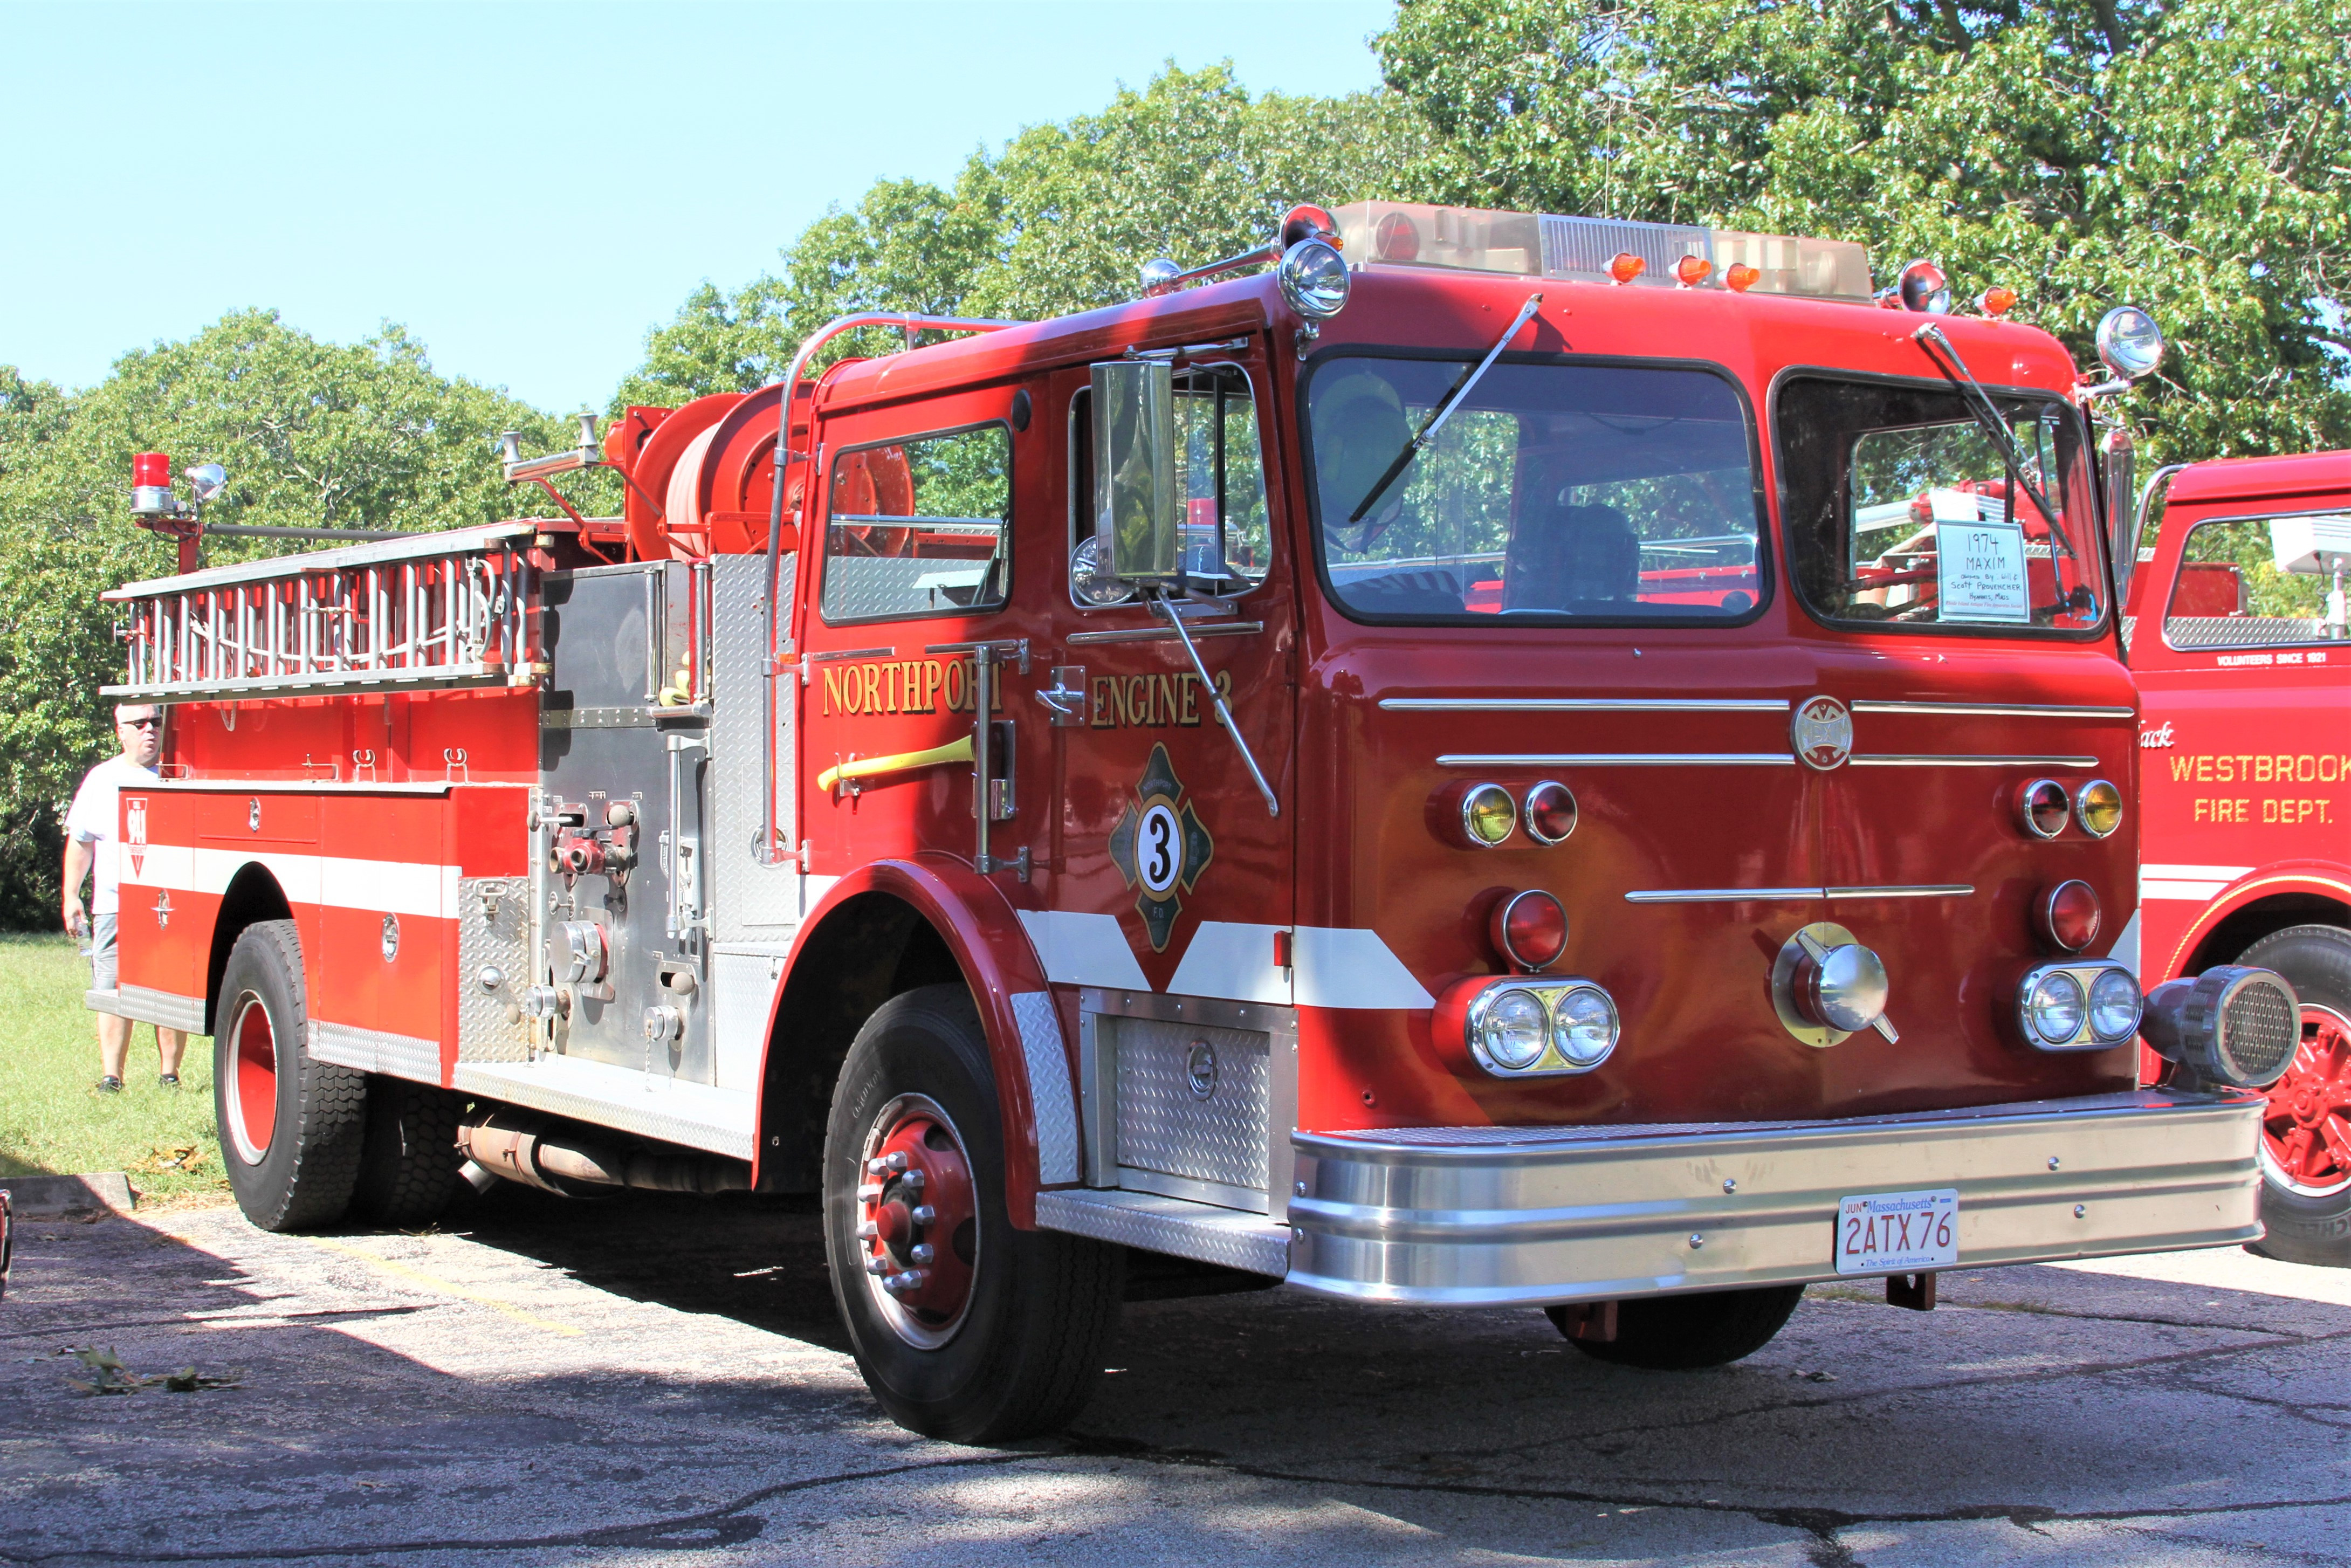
top-left (1465, 979), bottom-right (1621, 1077)
top-left (2017, 959), bottom-right (2143, 1050)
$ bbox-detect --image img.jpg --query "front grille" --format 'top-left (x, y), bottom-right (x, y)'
top-left (2222, 980), bottom-right (2299, 1082)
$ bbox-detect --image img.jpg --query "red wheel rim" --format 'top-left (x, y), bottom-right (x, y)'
top-left (226, 995), bottom-right (278, 1164)
top-left (2258, 1004), bottom-right (2351, 1198)
top-left (855, 1095), bottom-right (979, 1348)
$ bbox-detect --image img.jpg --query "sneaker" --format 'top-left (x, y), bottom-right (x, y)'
top-left (95, 1076), bottom-right (123, 1094)
top-left (158, 1074), bottom-right (180, 1090)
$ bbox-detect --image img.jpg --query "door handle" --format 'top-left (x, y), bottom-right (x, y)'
top-left (1034, 665), bottom-right (1087, 727)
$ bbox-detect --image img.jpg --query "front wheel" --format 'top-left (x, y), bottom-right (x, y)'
top-left (823, 985), bottom-right (1123, 1443)
top-left (214, 920), bottom-right (366, 1232)
top-left (1553, 1284), bottom-right (1806, 1370)
top-left (2240, 925), bottom-right (2351, 1268)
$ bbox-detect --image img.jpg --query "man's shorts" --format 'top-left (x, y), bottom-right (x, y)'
top-left (88, 912), bottom-right (118, 992)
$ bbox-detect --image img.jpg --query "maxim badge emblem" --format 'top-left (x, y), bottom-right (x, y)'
top-left (1791, 695), bottom-right (1854, 771)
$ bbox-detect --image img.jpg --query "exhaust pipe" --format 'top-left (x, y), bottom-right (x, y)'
top-left (457, 1110), bottom-right (751, 1197)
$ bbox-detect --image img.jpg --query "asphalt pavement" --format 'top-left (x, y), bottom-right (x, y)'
top-left (2, 1188), bottom-right (2346, 1567)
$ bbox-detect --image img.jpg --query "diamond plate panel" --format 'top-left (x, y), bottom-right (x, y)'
top-left (1012, 991), bottom-right (1080, 1185)
top-left (711, 554), bottom-right (796, 935)
top-left (1114, 1017), bottom-right (1269, 1195)
top-left (457, 877), bottom-right (531, 1063)
top-left (310, 1021), bottom-right (442, 1082)
top-left (711, 945), bottom-right (786, 1092)
top-left (1034, 1188), bottom-right (1290, 1276)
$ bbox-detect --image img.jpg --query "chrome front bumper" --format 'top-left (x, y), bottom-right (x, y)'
top-left (1287, 1090), bottom-right (2264, 1306)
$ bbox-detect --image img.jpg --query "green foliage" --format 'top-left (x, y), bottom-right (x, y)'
top-left (0, 312), bottom-right (588, 928)
top-left (613, 63), bottom-right (1427, 407)
top-left (1374, 0), bottom-right (2351, 462)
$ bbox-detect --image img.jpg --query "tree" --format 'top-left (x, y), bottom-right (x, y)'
top-left (1375, 0), bottom-right (2351, 462)
top-left (613, 63), bottom-right (1427, 407)
top-left (0, 312), bottom-right (583, 927)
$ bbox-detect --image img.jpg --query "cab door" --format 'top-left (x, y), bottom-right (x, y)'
top-left (1039, 355), bottom-right (1296, 994)
top-left (1036, 354), bottom-right (1298, 1212)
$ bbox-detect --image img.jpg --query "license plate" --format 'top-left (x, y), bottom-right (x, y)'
top-left (1834, 1188), bottom-right (1958, 1275)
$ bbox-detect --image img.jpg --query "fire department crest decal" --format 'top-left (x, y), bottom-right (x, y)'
top-left (1109, 744), bottom-right (1214, 952)
top-left (1791, 694), bottom-right (1854, 771)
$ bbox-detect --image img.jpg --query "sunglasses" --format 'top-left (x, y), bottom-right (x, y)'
top-left (119, 717), bottom-right (161, 729)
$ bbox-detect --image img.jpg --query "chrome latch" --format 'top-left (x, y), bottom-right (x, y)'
top-left (1036, 665), bottom-right (1088, 727)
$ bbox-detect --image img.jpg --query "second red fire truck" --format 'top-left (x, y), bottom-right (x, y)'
top-left (2120, 449), bottom-right (2351, 1266)
top-left (98, 200), bottom-right (2299, 1441)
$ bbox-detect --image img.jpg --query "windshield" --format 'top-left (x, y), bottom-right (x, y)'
top-left (1304, 356), bottom-right (1763, 623)
top-left (1777, 375), bottom-right (2106, 635)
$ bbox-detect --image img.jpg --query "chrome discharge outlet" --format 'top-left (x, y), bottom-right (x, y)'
top-left (1772, 922), bottom-right (1897, 1046)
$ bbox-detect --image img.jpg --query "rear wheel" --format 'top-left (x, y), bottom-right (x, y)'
top-left (1553, 1284), bottom-right (1806, 1370)
top-left (2240, 925), bottom-right (2351, 1268)
top-left (350, 1077), bottom-right (465, 1228)
top-left (823, 985), bottom-right (1123, 1443)
top-left (213, 921), bottom-right (365, 1232)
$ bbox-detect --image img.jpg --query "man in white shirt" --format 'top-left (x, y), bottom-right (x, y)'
top-left (62, 704), bottom-right (187, 1094)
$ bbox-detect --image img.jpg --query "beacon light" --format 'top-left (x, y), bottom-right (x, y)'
top-left (1607, 252), bottom-right (1647, 285)
top-left (1490, 890), bottom-right (1569, 972)
top-left (2034, 879), bottom-right (2102, 954)
top-left (1673, 254), bottom-right (1714, 288)
top-left (1724, 262), bottom-right (1761, 293)
top-left (1523, 781), bottom-right (1578, 844)
top-left (1977, 286), bottom-right (2017, 317)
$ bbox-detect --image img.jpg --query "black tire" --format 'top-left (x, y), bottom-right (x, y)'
top-left (2239, 925), bottom-right (2351, 1268)
top-left (350, 1077), bottom-right (465, 1228)
top-left (212, 921), bottom-right (365, 1232)
top-left (1553, 1284), bottom-right (1806, 1370)
top-left (823, 984), bottom-right (1123, 1443)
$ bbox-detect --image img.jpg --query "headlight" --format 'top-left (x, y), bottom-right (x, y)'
top-left (1278, 238), bottom-right (1350, 320)
top-left (1456, 976), bottom-right (1623, 1077)
top-left (2028, 971), bottom-right (2086, 1044)
top-left (2095, 306), bottom-right (2165, 380)
top-left (2088, 966), bottom-right (2143, 1042)
top-left (2074, 779), bottom-right (2123, 838)
top-left (1552, 986), bottom-right (1619, 1067)
top-left (1479, 988), bottom-right (1549, 1070)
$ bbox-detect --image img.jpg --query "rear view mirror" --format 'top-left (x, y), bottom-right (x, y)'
top-left (1091, 360), bottom-right (1180, 584)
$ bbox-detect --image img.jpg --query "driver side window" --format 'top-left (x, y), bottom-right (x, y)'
top-left (1066, 363), bottom-right (1270, 608)
top-left (821, 423), bottom-right (1010, 624)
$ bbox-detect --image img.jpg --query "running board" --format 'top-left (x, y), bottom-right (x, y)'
top-left (1034, 1188), bottom-right (1292, 1278)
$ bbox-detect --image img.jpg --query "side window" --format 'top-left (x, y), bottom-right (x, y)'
top-left (2163, 512), bottom-right (2350, 649)
top-left (1068, 363), bottom-right (1270, 607)
top-left (821, 424), bottom-right (1010, 623)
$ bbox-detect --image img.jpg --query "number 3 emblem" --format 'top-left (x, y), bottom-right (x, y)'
top-left (1109, 745), bottom-right (1215, 952)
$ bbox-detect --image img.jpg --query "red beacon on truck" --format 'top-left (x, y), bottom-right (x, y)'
top-left (2116, 442), bottom-right (2351, 1264)
top-left (101, 198), bottom-right (2300, 1442)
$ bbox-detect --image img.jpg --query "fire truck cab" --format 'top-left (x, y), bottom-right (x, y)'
top-left (2122, 449), bottom-right (2351, 1264)
top-left (100, 201), bottom-right (2298, 1442)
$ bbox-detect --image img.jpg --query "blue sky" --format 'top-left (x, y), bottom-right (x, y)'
top-left (4, 1), bottom-right (1393, 412)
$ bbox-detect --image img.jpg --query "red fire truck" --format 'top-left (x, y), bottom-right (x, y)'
top-left (98, 201), bottom-right (2300, 1442)
top-left (2120, 450), bottom-right (2351, 1264)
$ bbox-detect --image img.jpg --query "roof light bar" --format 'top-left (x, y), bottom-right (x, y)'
top-left (1331, 200), bottom-right (1874, 302)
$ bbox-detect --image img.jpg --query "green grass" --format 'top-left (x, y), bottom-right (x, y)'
top-left (0, 933), bottom-right (225, 1199)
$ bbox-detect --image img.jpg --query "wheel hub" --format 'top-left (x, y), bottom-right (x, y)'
top-left (856, 1096), bottom-right (978, 1347)
top-left (226, 995), bottom-right (279, 1165)
top-left (2258, 1005), bottom-right (2351, 1197)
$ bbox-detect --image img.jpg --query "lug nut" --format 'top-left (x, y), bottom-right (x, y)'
top-left (910, 1204), bottom-right (936, 1225)
top-left (910, 1243), bottom-right (934, 1264)
top-left (865, 1256), bottom-right (891, 1276)
top-left (854, 1221), bottom-right (877, 1240)
top-left (900, 1170), bottom-right (925, 1192)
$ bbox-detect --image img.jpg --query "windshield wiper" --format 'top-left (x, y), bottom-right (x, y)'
top-left (1348, 293), bottom-right (1544, 524)
top-left (1911, 322), bottom-right (2075, 565)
